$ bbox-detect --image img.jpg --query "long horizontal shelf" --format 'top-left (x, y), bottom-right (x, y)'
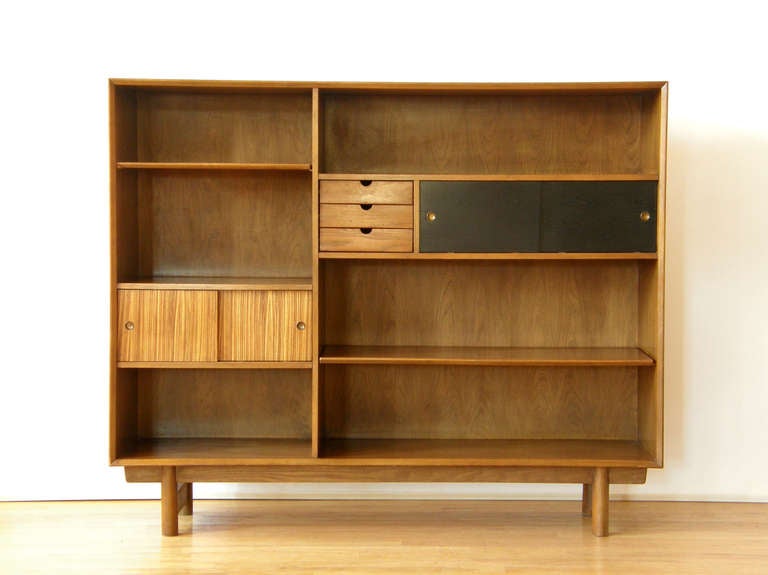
top-left (117, 162), bottom-right (312, 172)
top-left (320, 252), bottom-right (657, 261)
top-left (117, 276), bottom-right (312, 291)
top-left (115, 438), bottom-right (313, 466)
top-left (319, 173), bottom-right (658, 182)
top-left (320, 346), bottom-right (655, 366)
top-left (117, 361), bottom-right (312, 369)
top-left (115, 438), bottom-right (656, 468)
top-left (322, 439), bottom-right (656, 467)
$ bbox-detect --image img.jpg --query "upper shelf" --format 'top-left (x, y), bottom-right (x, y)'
top-left (117, 162), bottom-right (312, 172)
top-left (118, 276), bottom-right (312, 291)
top-left (320, 252), bottom-right (657, 261)
top-left (319, 173), bottom-right (658, 182)
top-left (320, 346), bottom-right (655, 367)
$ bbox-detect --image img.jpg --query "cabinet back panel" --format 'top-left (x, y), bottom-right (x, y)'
top-left (323, 93), bottom-right (656, 174)
top-left (137, 370), bottom-right (311, 438)
top-left (136, 92), bottom-right (312, 163)
top-left (322, 261), bottom-right (638, 347)
top-left (137, 172), bottom-right (311, 277)
top-left (323, 365), bottom-right (637, 440)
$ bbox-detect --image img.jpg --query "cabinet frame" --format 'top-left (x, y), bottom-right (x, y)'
top-left (110, 80), bottom-right (667, 537)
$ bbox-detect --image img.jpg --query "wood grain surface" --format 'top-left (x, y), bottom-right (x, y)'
top-left (4, 500), bottom-right (766, 574)
top-left (136, 171), bottom-right (312, 278)
top-left (323, 93), bottom-right (657, 175)
top-left (135, 91), bottom-right (312, 163)
top-left (323, 365), bottom-right (638, 440)
top-left (219, 291), bottom-right (311, 361)
top-left (322, 260), bottom-right (639, 347)
top-left (118, 290), bottom-right (217, 362)
top-left (320, 228), bottom-right (413, 252)
top-left (135, 369), bottom-right (311, 440)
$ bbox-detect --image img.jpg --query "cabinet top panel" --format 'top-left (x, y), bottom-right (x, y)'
top-left (110, 78), bottom-right (667, 94)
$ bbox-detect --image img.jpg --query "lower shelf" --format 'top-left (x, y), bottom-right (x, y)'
top-left (115, 438), bottom-right (655, 468)
top-left (115, 438), bottom-right (313, 466)
top-left (322, 439), bottom-right (655, 467)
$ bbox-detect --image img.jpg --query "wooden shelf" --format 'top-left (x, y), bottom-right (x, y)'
top-left (117, 361), bottom-right (312, 369)
top-left (320, 252), bottom-right (657, 260)
top-left (319, 173), bottom-right (658, 182)
top-left (115, 438), bottom-right (655, 468)
top-left (320, 346), bottom-right (655, 367)
top-left (117, 162), bottom-right (312, 171)
top-left (322, 439), bottom-right (656, 467)
top-left (116, 438), bottom-right (313, 466)
top-left (117, 277), bottom-right (312, 291)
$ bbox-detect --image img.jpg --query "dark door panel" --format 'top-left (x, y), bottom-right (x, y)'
top-left (540, 182), bottom-right (657, 252)
top-left (419, 182), bottom-right (540, 252)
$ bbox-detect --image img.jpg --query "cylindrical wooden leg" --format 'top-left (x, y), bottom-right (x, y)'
top-left (582, 483), bottom-right (593, 517)
top-left (161, 466), bottom-right (178, 536)
top-left (591, 467), bottom-right (609, 537)
top-left (179, 483), bottom-right (193, 516)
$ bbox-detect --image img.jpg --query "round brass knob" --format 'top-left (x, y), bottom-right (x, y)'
top-left (124, 321), bottom-right (135, 331)
top-left (640, 211), bottom-right (651, 223)
top-left (426, 211), bottom-right (437, 222)
top-left (296, 321), bottom-right (306, 331)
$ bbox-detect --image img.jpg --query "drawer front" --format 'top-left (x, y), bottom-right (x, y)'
top-left (320, 204), bottom-right (413, 228)
top-left (320, 227), bottom-right (413, 252)
top-left (117, 290), bottom-right (218, 362)
top-left (420, 182), bottom-right (541, 252)
top-left (219, 291), bottom-right (311, 361)
top-left (540, 182), bottom-right (657, 252)
top-left (320, 180), bottom-right (413, 204)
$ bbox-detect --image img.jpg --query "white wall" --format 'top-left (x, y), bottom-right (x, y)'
top-left (2, 0), bottom-right (766, 502)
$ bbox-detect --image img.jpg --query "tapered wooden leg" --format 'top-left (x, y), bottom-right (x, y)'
top-left (582, 483), bottom-right (592, 517)
top-left (179, 483), bottom-right (193, 516)
top-left (161, 466), bottom-right (178, 536)
top-left (591, 467), bottom-right (609, 537)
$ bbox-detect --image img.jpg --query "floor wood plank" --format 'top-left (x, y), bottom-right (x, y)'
top-left (1, 500), bottom-right (766, 574)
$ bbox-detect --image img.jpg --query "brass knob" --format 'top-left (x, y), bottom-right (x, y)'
top-left (124, 321), bottom-right (135, 331)
top-left (426, 211), bottom-right (437, 222)
top-left (296, 321), bottom-right (306, 331)
top-left (640, 211), bottom-right (651, 223)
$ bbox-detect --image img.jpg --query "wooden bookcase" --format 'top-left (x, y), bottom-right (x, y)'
top-left (110, 80), bottom-right (667, 537)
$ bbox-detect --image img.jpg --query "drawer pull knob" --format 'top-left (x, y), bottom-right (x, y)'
top-left (360, 228), bottom-right (372, 234)
top-left (296, 321), bottom-right (306, 331)
top-left (360, 203), bottom-right (373, 211)
top-left (360, 180), bottom-right (372, 187)
top-left (426, 211), bottom-right (437, 222)
top-left (124, 321), bottom-right (135, 331)
top-left (640, 211), bottom-right (651, 223)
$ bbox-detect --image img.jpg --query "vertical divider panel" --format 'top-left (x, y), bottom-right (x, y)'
top-left (312, 88), bottom-right (322, 457)
top-left (413, 178), bottom-right (421, 253)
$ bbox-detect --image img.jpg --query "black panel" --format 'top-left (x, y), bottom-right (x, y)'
top-left (420, 182), bottom-right (540, 252)
top-left (540, 182), bottom-right (657, 252)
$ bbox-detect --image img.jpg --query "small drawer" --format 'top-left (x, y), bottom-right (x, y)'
top-left (320, 227), bottom-right (413, 252)
top-left (320, 180), bottom-right (413, 204)
top-left (320, 204), bottom-right (413, 228)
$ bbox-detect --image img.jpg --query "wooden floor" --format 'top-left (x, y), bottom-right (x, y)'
top-left (1, 500), bottom-right (766, 574)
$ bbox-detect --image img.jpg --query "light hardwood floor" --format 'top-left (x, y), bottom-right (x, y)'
top-left (1, 500), bottom-right (766, 574)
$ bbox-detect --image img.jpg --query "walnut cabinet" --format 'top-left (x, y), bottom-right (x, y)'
top-left (109, 80), bottom-right (667, 537)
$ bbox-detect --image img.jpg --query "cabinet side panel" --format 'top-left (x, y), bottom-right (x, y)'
top-left (323, 261), bottom-right (638, 347)
top-left (137, 370), bottom-right (311, 438)
top-left (638, 85), bottom-right (667, 465)
top-left (323, 365), bottom-right (638, 440)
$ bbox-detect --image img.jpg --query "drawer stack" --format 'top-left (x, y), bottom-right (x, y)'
top-left (320, 180), bottom-right (413, 252)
